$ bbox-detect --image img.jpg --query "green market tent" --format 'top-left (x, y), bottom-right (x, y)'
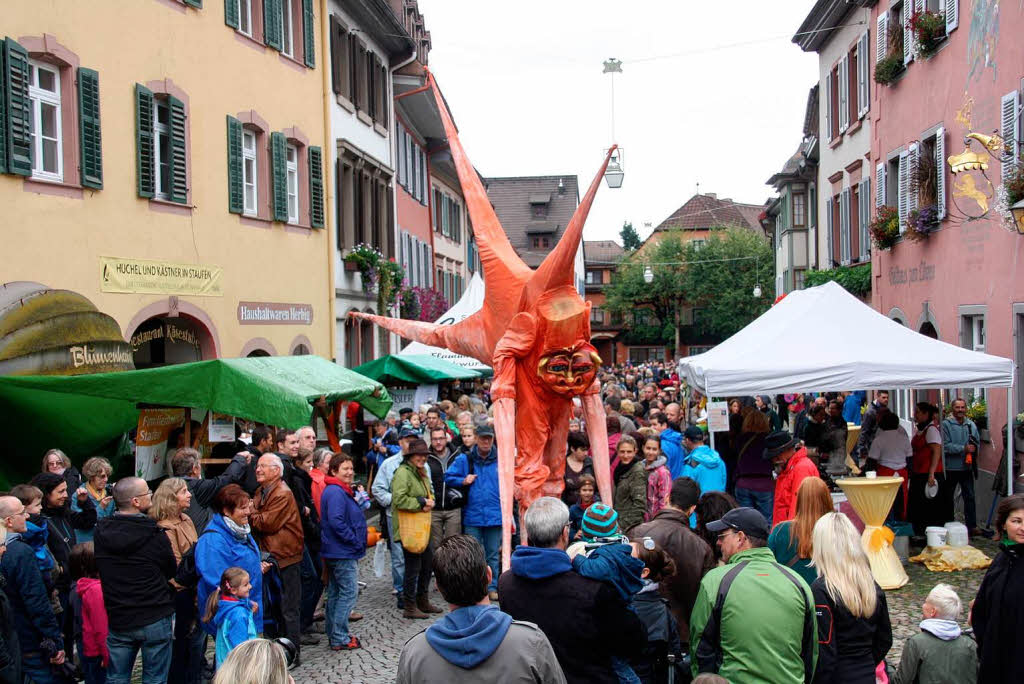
top-left (353, 354), bottom-right (481, 386)
top-left (0, 356), bottom-right (391, 479)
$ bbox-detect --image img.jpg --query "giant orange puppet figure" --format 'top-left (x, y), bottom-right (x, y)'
top-left (352, 71), bottom-right (614, 569)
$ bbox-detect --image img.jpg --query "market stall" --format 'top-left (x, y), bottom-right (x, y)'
top-left (0, 355), bottom-right (391, 482)
top-left (353, 353), bottom-right (481, 386)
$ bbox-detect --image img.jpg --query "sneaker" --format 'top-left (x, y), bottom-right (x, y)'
top-left (300, 633), bottom-right (321, 646)
top-left (331, 636), bottom-right (361, 651)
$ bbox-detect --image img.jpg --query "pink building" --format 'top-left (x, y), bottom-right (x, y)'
top-left (869, 1), bottom-right (1023, 493)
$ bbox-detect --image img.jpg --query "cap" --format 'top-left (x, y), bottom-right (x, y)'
top-left (398, 407), bottom-right (414, 416)
top-left (581, 502), bottom-right (619, 538)
top-left (705, 507), bottom-right (770, 540)
top-left (764, 430), bottom-right (798, 460)
top-left (683, 426), bottom-right (704, 442)
top-left (398, 427), bottom-right (419, 439)
top-left (475, 423), bottom-right (495, 438)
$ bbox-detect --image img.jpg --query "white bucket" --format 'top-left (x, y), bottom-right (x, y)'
top-left (944, 522), bottom-right (969, 547)
top-left (925, 526), bottom-right (948, 547)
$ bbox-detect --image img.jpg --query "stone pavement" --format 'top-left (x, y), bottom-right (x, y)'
top-left (291, 550), bottom-right (447, 684)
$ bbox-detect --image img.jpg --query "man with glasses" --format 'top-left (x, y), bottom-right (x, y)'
top-left (0, 495), bottom-right (63, 683)
top-left (689, 507), bottom-right (817, 684)
top-left (94, 478), bottom-right (177, 684)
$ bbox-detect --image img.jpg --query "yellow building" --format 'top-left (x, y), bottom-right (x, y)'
top-left (1, 0), bottom-right (332, 368)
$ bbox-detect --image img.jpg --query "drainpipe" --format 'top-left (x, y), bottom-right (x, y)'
top-left (321, 0), bottom-right (337, 362)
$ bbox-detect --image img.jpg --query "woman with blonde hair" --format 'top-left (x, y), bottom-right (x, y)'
top-left (810, 512), bottom-right (892, 683)
top-left (212, 638), bottom-right (293, 684)
top-left (768, 477), bottom-right (832, 585)
top-left (150, 477), bottom-right (202, 684)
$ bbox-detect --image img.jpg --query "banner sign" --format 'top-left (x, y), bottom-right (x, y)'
top-left (237, 301), bottom-right (313, 325)
top-left (100, 256), bottom-right (223, 296)
top-left (366, 384), bottom-right (437, 421)
top-left (208, 413), bottom-right (236, 443)
top-left (136, 408), bottom-right (185, 480)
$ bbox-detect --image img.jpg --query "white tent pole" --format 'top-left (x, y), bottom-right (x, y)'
top-left (707, 379), bottom-right (716, 452)
top-left (1008, 386), bottom-right (1015, 497)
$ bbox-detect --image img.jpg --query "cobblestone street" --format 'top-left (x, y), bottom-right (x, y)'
top-left (291, 551), bottom-right (447, 684)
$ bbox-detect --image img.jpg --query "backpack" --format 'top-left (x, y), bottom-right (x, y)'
top-left (174, 529), bottom-right (217, 588)
top-left (694, 560), bottom-right (816, 682)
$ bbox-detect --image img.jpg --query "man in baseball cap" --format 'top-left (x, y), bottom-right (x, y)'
top-left (691, 506), bottom-right (817, 682)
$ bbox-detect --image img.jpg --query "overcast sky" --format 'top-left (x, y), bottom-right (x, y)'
top-left (420, 0), bottom-right (820, 244)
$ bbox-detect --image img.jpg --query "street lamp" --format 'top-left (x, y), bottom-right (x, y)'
top-left (643, 265), bottom-right (654, 283)
top-left (605, 149), bottom-right (624, 189)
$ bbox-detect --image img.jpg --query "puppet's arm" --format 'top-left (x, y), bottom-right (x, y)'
top-left (580, 380), bottom-right (613, 506)
top-left (492, 313), bottom-right (535, 570)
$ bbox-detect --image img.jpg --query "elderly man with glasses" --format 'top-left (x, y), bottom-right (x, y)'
top-left (94, 477), bottom-right (177, 684)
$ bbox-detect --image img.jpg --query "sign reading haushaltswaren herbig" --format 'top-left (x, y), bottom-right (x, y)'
top-left (100, 257), bottom-right (223, 296)
top-left (237, 301), bottom-right (313, 325)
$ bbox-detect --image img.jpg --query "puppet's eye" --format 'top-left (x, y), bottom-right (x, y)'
top-left (548, 362), bottom-right (569, 373)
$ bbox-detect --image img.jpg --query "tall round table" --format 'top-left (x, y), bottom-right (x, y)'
top-left (835, 476), bottom-right (908, 590)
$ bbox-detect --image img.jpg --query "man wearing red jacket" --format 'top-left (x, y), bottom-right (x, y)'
top-left (768, 431), bottom-right (819, 525)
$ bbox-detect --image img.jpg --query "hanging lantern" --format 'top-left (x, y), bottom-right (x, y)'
top-left (605, 149), bottom-right (624, 189)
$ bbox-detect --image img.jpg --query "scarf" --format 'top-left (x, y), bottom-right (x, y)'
top-left (325, 476), bottom-right (354, 497)
top-left (614, 459), bottom-right (637, 485)
top-left (920, 618), bottom-right (961, 641)
top-left (222, 515), bottom-right (252, 541)
top-left (86, 482), bottom-right (107, 502)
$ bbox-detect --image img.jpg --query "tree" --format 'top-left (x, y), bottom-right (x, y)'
top-left (620, 221), bottom-right (642, 251)
top-left (681, 227), bottom-right (773, 339)
top-left (605, 234), bottom-right (687, 345)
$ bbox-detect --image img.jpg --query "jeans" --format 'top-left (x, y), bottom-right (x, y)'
top-left (300, 546), bottom-right (324, 631)
top-left (465, 525), bottom-right (501, 592)
top-left (106, 614), bottom-right (173, 684)
top-left (325, 558), bottom-right (360, 646)
top-left (735, 488), bottom-right (774, 527)
top-left (611, 655), bottom-right (641, 684)
top-left (401, 544), bottom-right (433, 602)
top-left (81, 654), bottom-right (107, 684)
top-left (22, 651), bottom-right (62, 684)
top-left (385, 512), bottom-right (405, 594)
top-left (279, 562), bottom-right (302, 654)
top-left (430, 508), bottom-right (462, 555)
top-left (945, 469), bottom-right (977, 529)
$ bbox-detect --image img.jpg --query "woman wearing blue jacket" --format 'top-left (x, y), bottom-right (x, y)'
top-left (196, 484), bottom-right (264, 637)
top-left (320, 452), bottom-right (368, 651)
top-left (445, 425), bottom-right (502, 598)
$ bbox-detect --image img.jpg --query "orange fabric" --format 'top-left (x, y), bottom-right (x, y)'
top-left (353, 71), bottom-right (617, 570)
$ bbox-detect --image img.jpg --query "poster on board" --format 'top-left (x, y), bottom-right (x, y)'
top-left (365, 384), bottom-right (439, 422)
top-left (136, 408), bottom-right (185, 480)
top-left (707, 401), bottom-right (729, 432)
top-left (208, 413), bottom-right (235, 442)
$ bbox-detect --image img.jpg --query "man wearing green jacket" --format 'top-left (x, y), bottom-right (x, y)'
top-left (690, 507), bottom-right (817, 683)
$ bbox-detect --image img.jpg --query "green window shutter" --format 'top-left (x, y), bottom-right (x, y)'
top-left (271, 131), bottom-right (288, 221)
top-left (184, 0), bottom-right (203, 7)
top-left (302, 0), bottom-right (315, 68)
top-left (224, 0), bottom-right (239, 28)
top-left (0, 40), bottom-right (8, 174)
top-left (226, 115), bottom-right (243, 214)
top-left (264, 0), bottom-right (283, 51)
top-left (135, 84), bottom-right (155, 198)
top-left (168, 95), bottom-right (188, 204)
top-left (309, 145), bottom-right (324, 228)
top-left (77, 67), bottom-right (102, 189)
top-left (3, 38), bottom-right (32, 176)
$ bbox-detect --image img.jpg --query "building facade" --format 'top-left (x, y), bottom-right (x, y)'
top-left (868, 0), bottom-right (1024, 493)
top-left (583, 240), bottom-right (625, 365)
top-left (2, 0), bottom-right (331, 367)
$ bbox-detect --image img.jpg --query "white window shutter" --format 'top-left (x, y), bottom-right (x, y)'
top-left (877, 14), bottom-right (888, 64)
top-left (1001, 90), bottom-right (1020, 183)
top-left (838, 56), bottom-right (849, 133)
top-left (898, 151), bottom-right (909, 231)
top-left (859, 179), bottom-right (871, 260)
top-left (825, 196), bottom-right (834, 263)
top-left (841, 188), bottom-right (851, 265)
top-left (945, 0), bottom-right (958, 33)
top-left (908, 143), bottom-right (920, 213)
top-left (426, 245), bottom-right (433, 287)
top-left (823, 75), bottom-right (832, 141)
top-left (876, 162), bottom-right (886, 207)
top-left (936, 127), bottom-right (947, 220)
top-left (904, 8), bottom-right (915, 65)
top-left (858, 32), bottom-right (869, 117)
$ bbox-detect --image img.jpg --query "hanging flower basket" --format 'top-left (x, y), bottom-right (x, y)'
top-left (909, 9), bottom-right (946, 59)
top-left (870, 206), bottom-right (901, 250)
top-left (904, 204), bottom-right (940, 242)
top-left (874, 54), bottom-right (904, 85)
top-left (343, 244), bottom-right (405, 311)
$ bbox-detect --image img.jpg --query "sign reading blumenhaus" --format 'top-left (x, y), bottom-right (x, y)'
top-left (237, 302), bottom-right (313, 325)
top-left (100, 257), bottom-right (223, 296)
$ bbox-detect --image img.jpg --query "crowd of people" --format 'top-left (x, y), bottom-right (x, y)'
top-left (0, 362), bottom-right (1019, 683)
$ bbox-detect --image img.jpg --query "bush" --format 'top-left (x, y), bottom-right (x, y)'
top-left (803, 264), bottom-right (872, 297)
top-left (874, 54), bottom-right (904, 85)
top-left (910, 9), bottom-right (946, 58)
top-left (870, 206), bottom-right (901, 249)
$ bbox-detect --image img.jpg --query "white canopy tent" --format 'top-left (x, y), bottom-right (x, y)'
top-left (677, 281), bottom-right (1017, 494)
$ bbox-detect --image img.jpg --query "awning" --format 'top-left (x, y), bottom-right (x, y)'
top-left (0, 355), bottom-right (392, 463)
top-left (354, 354), bottom-right (481, 385)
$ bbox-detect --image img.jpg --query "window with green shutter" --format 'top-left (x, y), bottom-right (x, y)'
top-left (2, 38), bottom-right (33, 177)
top-left (77, 68), bottom-right (102, 189)
top-left (264, 0), bottom-right (283, 51)
top-left (271, 131), bottom-right (288, 221)
top-left (226, 115), bottom-right (243, 214)
top-left (302, 0), bottom-right (315, 67)
top-left (167, 96), bottom-right (187, 203)
top-left (135, 84), bottom-right (155, 198)
top-left (224, 0), bottom-right (239, 28)
top-left (309, 145), bottom-right (324, 228)
top-left (0, 41), bottom-right (8, 174)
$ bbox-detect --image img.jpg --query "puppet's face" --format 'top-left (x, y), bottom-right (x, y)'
top-left (537, 343), bottom-right (601, 396)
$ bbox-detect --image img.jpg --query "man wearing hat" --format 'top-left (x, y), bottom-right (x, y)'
top-left (767, 430), bottom-right (819, 525)
top-left (690, 507), bottom-right (817, 683)
top-left (372, 426), bottom-right (420, 601)
top-left (445, 423), bottom-right (501, 600)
